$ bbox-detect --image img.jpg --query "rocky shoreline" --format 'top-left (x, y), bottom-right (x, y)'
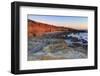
top-left (28, 36), bottom-right (87, 61)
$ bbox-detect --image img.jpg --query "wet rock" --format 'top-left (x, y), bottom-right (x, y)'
top-left (43, 40), bottom-right (67, 53)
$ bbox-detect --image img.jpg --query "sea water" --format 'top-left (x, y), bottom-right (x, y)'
top-left (65, 32), bottom-right (88, 46)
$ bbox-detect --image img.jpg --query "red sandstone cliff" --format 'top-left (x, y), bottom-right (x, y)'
top-left (28, 19), bottom-right (78, 37)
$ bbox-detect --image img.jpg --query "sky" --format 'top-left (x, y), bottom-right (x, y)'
top-left (28, 15), bottom-right (88, 30)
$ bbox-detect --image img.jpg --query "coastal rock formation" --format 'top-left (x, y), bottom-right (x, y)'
top-left (28, 19), bottom-right (78, 37)
top-left (28, 19), bottom-right (88, 61)
top-left (43, 40), bottom-right (67, 53)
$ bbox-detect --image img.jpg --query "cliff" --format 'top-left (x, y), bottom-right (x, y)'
top-left (28, 19), bottom-right (81, 37)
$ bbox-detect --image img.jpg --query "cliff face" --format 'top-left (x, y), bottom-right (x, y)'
top-left (28, 19), bottom-right (78, 37)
